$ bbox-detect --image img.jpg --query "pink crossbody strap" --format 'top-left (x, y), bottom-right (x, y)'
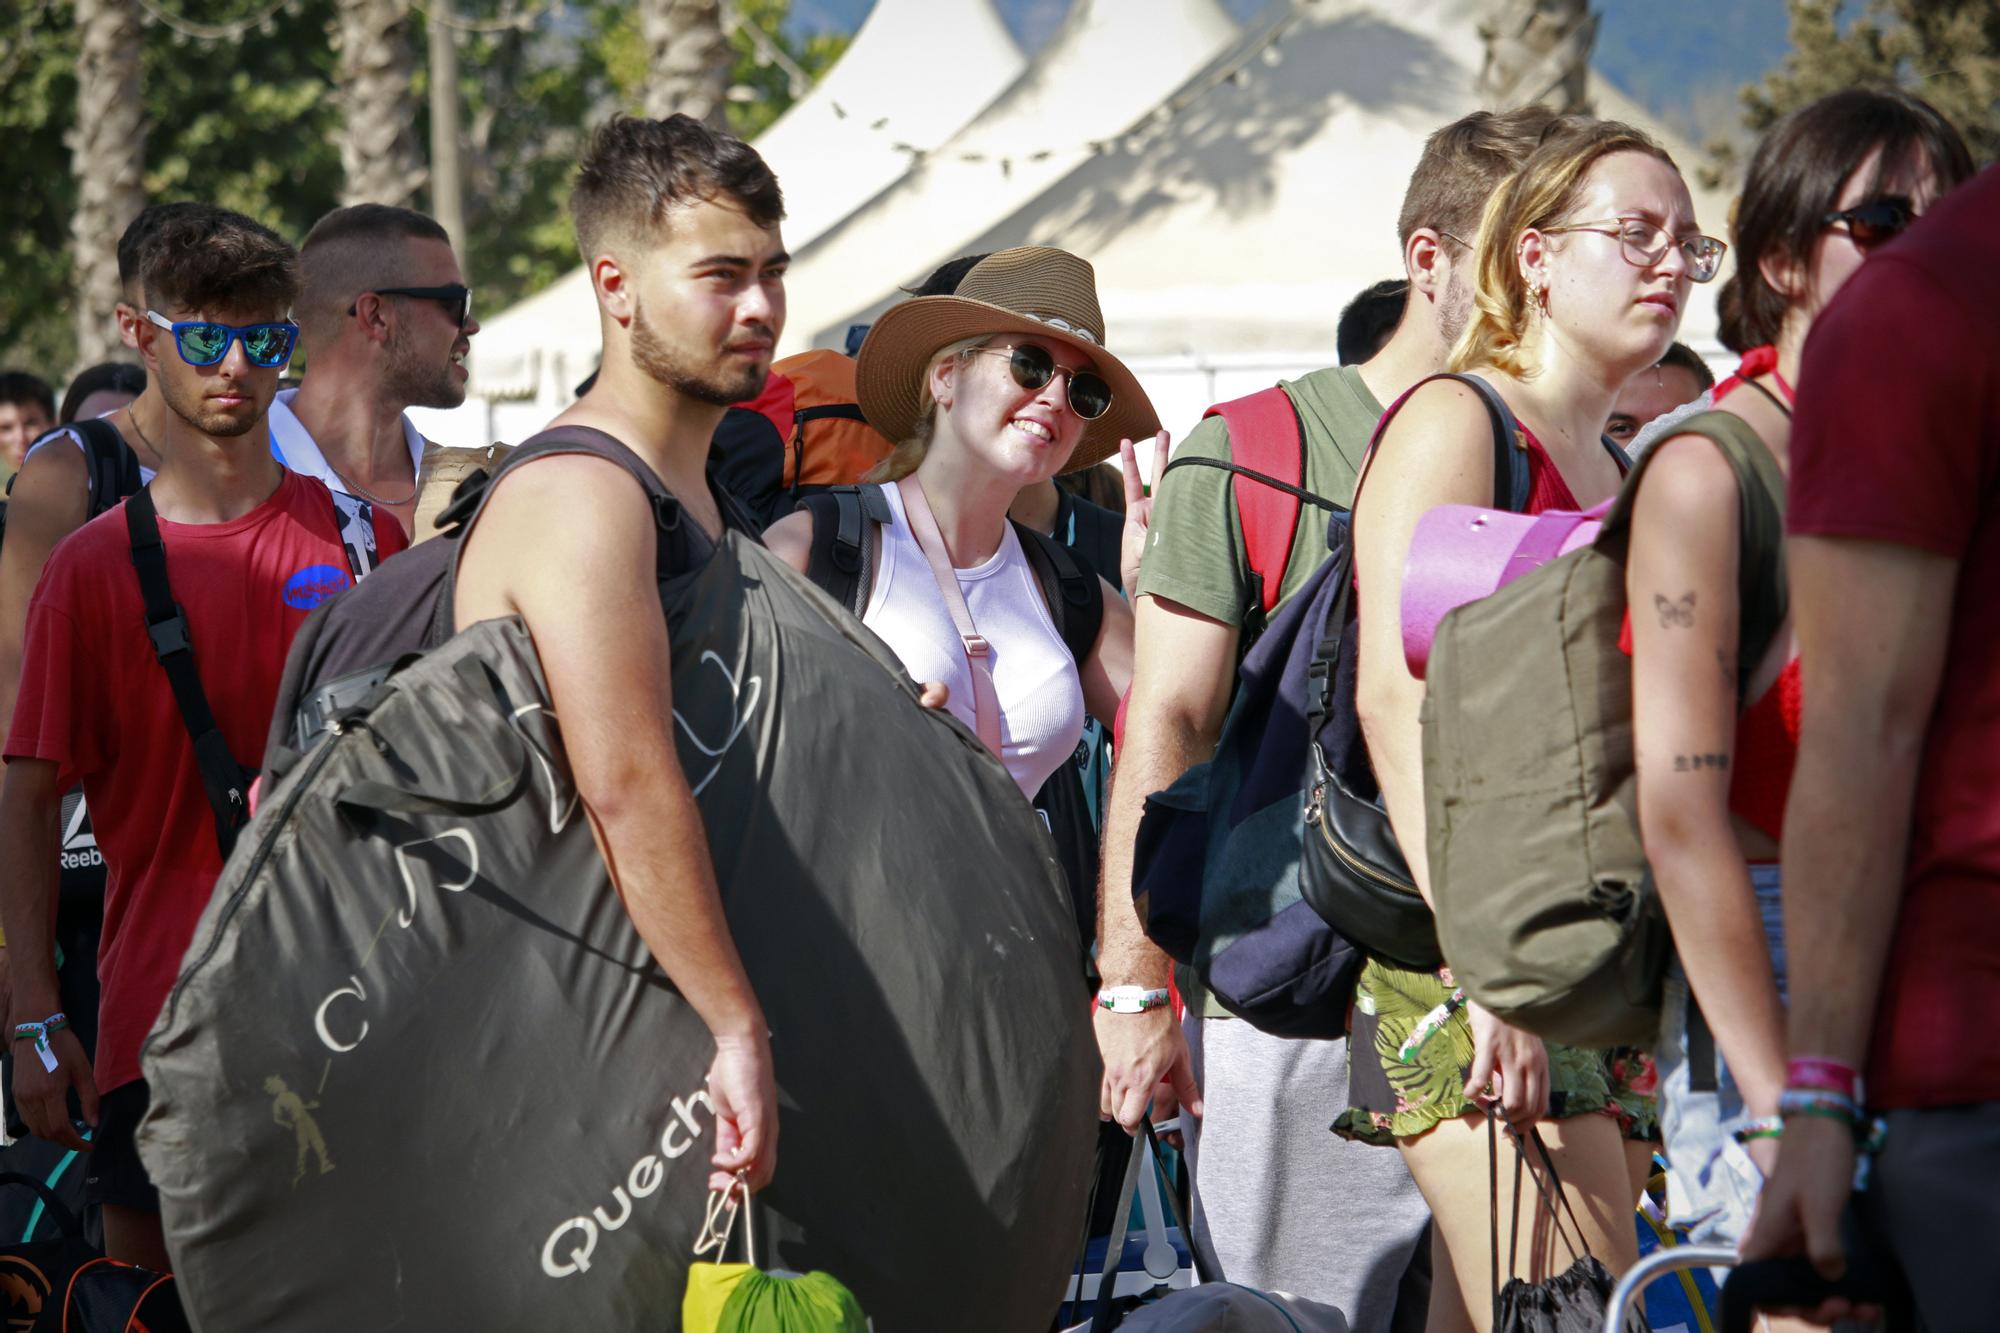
top-left (896, 476), bottom-right (1004, 755)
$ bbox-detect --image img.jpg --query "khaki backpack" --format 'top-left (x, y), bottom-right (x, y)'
top-left (1419, 411), bottom-right (1788, 1046)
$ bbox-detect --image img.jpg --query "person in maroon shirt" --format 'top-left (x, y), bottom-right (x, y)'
top-left (1742, 165), bottom-right (2000, 1327)
top-left (0, 207), bottom-right (405, 1270)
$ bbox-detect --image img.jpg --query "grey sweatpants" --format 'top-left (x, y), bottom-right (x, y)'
top-left (1182, 1015), bottom-right (1432, 1333)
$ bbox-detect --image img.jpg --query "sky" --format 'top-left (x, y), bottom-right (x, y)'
top-left (781, 0), bottom-right (1795, 147)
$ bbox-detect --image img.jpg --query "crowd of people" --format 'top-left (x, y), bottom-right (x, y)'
top-left (0, 80), bottom-right (1993, 1333)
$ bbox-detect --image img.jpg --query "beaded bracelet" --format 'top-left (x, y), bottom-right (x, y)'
top-left (1786, 1056), bottom-right (1862, 1102)
top-left (1732, 1115), bottom-right (1784, 1144)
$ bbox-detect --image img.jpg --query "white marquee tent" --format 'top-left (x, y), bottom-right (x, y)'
top-left (774, 0), bottom-right (1241, 359)
top-left (788, 0), bottom-right (1738, 440)
top-left (432, 0), bottom-right (1740, 457)
top-left (436, 0), bottom-right (1026, 445)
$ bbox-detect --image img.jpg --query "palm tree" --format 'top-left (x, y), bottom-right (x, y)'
top-left (639, 0), bottom-right (729, 124)
top-left (1477, 0), bottom-right (1599, 114)
top-left (71, 0), bottom-right (145, 366)
top-left (335, 0), bottom-right (426, 205)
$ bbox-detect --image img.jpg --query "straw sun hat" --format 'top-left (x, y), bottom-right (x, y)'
top-left (853, 246), bottom-right (1160, 473)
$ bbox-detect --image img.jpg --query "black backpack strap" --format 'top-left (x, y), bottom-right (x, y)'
top-left (125, 487), bottom-right (252, 859)
top-left (70, 418), bottom-right (144, 518)
top-left (434, 426), bottom-right (691, 643)
top-left (1427, 372), bottom-right (1532, 512)
top-left (1013, 520), bottom-right (1104, 668)
top-left (798, 484), bottom-right (889, 616)
top-left (1053, 488), bottom-right (1126, 590)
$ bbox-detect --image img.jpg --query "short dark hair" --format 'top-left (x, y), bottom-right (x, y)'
top-left (905, 254), bottom-right (989, 299)
top-left (140, 207), bottom-right (300, 320)
top-left (1398, 105), bottom-right (1561, 247)
top-left (1717, 89), bottom-right (1974, 354)
top-left (117, 202), bottom-right (224, 297)
top-left (0, 371), bottom-right (56, 418)
top-left (303, 203), bottom-right (450, 253)
top-left (298, 204), bottom-right (454, 343)
top-left (58, 361), bottom-right (146, 423)
top-left (1336, 278), bottom-right (1408, 365)
top-left (1657, 341), bottom-right (1714, 393)
top-left (571, 114), bottom-right (785, 261)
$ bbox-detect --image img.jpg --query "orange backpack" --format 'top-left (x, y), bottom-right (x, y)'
top-left (710, 349), bottom-right (896, 526)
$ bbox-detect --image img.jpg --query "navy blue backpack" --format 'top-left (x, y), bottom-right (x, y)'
top-left (1130, 375), bottom-right (1540, 1038)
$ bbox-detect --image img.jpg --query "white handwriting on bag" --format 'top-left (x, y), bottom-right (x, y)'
top-left (672, 651), bottom-right (762, 797)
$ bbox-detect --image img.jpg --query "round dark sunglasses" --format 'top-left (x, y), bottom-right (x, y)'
top-left (1823, 197), bottom-right (1916, 250)
top-left (963, 343), bottom-right (1113, 420)
top-left (144, 310), bottom-right (298, 368)
top-left (350, 283), bottom-right (473, 328)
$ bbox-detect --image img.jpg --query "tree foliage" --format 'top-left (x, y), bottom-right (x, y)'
top-left (1707, 0), bottom-right (1999, 186)
top-left (0, 0), bottom-right (847, 378)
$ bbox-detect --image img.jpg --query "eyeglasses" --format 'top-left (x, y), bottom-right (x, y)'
top-left (351, 284), bottom-right (473, 328)
top-left (1823, 197), bottom-right (1917, 251)
top-left (1542, 217), bottom-right (1728, 283)
top-left (962, 343), bottom-right (1113, 421)
top-left (143, 310), bottom-right (299, 368)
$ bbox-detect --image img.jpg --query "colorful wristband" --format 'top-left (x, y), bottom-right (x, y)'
top-left (1786, 1056), bottom-right (1862, 1102)
top-left (1732, 1115), bottom-right (1784, 1144)
top-left (1778, 1086), bottom-right (1863, 1131)
top-left (11, 1012), bottom-right (67, 1074)
top-left (1096, 986), bottom-right (1171, 1015)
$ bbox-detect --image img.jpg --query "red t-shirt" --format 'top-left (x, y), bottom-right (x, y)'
top-left (5, 471), bottom-right (407, 1093)
top-left (1788, 165), bottom-right (2000, 1111)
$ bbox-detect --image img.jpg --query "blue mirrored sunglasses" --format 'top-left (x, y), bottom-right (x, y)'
top-left (144, 310), bottom-right (299, 368)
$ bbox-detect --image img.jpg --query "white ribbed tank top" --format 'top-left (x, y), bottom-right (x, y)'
top-left (862, 482), bottom-right (1086, 800)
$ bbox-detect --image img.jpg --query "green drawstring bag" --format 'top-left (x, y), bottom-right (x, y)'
top-left (684, 1176), bottom-right (870, 1333)
top-left (717, 1269), bottom-right (868, 1331)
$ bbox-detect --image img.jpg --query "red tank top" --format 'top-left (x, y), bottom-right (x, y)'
top-left (1623, 345), bottom-right (1802, 841)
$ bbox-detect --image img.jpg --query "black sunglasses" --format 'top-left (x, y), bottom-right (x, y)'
top-left (964, 343), bottom-right (1113, 421)
top-left (350, 284), bottom-right (473, 327)
top-left (1822, 197), bottom-right (1916, 251)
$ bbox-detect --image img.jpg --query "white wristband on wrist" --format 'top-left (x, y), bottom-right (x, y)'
top-left (1096, 986), bottom-right (1171, 1014)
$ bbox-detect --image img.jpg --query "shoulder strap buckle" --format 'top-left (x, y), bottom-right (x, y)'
top-left (146, 610), bottom-right (191, 658)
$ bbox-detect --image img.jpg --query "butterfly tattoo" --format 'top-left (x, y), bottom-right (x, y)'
top-left (1655, 592), bottom-right (1696, 628)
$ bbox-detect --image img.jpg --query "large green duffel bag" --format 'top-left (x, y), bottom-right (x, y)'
top-left (1420, 412), bottom-right (1786, 1046)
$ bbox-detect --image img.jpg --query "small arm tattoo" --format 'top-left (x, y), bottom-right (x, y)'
top-left (1672, 753), bottom-right (1730, 773)
top-left (1655, 592), bottom-right (1696, 628)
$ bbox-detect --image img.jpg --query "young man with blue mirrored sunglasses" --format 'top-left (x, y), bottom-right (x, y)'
top-left (0, 206), bottom-right (406, 1274)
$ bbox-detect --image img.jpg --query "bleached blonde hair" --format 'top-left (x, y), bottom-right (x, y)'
top-left (864, 335), bottom-right (992, 483)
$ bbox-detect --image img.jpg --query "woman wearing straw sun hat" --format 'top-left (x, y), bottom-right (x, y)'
top-left (765, 246), bottom-right (1167, 804)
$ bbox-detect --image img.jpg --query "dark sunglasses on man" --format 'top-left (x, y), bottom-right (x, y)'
top-left (961, 343), bottom-right (1113, 420)
top-left (349, 283), bottom-right (473, 328)
top-left (143, 310), bottom-right (299, 368)
top-left (1823, 197), bottom-right (1917, 251)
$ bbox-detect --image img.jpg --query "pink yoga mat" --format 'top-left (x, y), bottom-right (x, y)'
top-left (1401, 501), bottom-right (1609, 678)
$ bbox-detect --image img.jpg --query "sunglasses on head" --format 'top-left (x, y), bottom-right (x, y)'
top-left (351, 283), bottom-right (473, 328)
top-left (963, 343), bottom-right (1113, 420)
top-left (144, 310), bottom-right (298, 368)
top-left (1823, 197), bottom-right (1916, 250)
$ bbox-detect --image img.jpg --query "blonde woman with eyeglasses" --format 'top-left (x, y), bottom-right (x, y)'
top-left (1338, 118), bottom-right (1724, 1332)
